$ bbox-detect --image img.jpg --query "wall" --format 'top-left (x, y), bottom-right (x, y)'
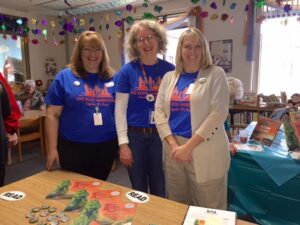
top-left (0, 7), bottom-right (66, 88)
top-left (67, 0), bottom-right (253, 91)
top-left (1, 0), bottom-right (254, 91)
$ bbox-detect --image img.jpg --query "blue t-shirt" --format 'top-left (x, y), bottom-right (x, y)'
top-left (116, 59), bottom-right (175, 128)
top-left (170, 72), bottom-right (198, 138)
top-left (45, 68), bottom-right (117, 143)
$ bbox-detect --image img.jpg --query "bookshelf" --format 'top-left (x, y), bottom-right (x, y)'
top-left (229, 104), bottom-right (281, 134)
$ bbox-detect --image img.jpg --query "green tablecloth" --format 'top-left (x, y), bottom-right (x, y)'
top-left (228, 149), bottom-right (300, 225)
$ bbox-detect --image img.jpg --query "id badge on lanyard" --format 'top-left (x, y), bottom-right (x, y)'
top-left (93, 106), bottom-right (103, 126)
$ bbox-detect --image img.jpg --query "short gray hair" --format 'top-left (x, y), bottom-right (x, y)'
top-left (25, 79), bottom-right (36, 88)
top-left (125, 19), bottom-right (168, 61)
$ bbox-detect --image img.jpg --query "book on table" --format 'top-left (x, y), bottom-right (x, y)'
top-left (250, 117), bottom-right (282, 147)
top-left (234, 143), bottom-right (264, 152)
top-left (284, 111), bottom-right (300, 154)
top-left (183, 206), bottom-right (236, 225)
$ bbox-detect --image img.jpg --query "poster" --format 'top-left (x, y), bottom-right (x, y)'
top-left (209, 39), bottom-right (233, 73)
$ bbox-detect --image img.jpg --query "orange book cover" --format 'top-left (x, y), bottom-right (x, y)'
top-left (250, 117), bottom-right (282, 147)
top-left (289, 111), bottom-right (300, 142)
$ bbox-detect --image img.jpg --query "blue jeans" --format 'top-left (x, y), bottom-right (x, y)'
top-left (128, 131), bottom-right (165, 198)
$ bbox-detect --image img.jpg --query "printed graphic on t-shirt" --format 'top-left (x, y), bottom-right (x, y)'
top-left (170, 86), bottom-right (191, 112)
top-left (130, 75), bottom-right (161, 99)
top-left (75, 83), bottom-right (114, 107)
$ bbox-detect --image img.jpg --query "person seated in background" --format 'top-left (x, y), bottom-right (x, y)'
top-left (17, 80), bottom-right (45, 111)
top-left (226, 76), bottom-right (244, 155)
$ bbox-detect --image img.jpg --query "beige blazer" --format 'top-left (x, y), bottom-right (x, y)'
top-left (154, 66), bottom-right (230, 183)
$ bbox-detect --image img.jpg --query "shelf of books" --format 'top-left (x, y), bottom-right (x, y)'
top-left (228, 104), bottom-right (280, 134)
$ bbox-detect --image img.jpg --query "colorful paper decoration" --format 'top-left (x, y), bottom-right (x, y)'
top-left (11, 35), bottom-right (17, 40)
top-left (190, 0), bottom-right (200, 4)
top-left (124, 16), bottom-right (134, 25)
top-left (16, 19), bottom-right (22, 25)
top-left (126, 4), bottom-right (133, 12)
top-left (42, 19), bottom-right (47, 26)
top-left (31, 18), bottom-right (37, 25)
top-left (200, 11), bottom-right (209, 18)
top-left (115, 10), bottom-right (122, 17)
top-left (210, 13), bottom-right (219, 20)
top-left (283, 4), bottom-right (292, 13)
top-left (255, 0), bottom-right (266, 8)
top-left (63, 22), bottom-right (73, 32)
top-left (31, 39), bottom-right (38, 45)
top-left (221, 13), bottom-right (229, 22)
top-left (79, 19), bottom-right (85, 26)
top-left (143, 0), bottom-right (150, 8)
top-left (154, 5), bottom-right (163, 13)
top-left (50, 21), bottom-right (56, 28)
top-left (210, 2), bottom-right (218, 9)
top-left (142, 12), bottom-right (155, 20)
top-left (230, 2), bottom-right (237, 9)
top-left (115, 20), bottom-right (123, 27)
top-left (116, 29), bottom-right (122, 38)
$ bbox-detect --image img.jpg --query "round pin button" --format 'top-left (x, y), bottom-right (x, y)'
top-left (74, 80), bottom-right (80, 86)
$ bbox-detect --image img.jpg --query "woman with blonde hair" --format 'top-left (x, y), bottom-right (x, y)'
top-left (45, 31), bottom-right (118, 180)
top-left (155, 28), bottom-right (230, 209)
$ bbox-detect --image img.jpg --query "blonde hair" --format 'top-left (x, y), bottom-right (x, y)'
top-left (68, 31), bottom-right (114, 80)
top-left (125, 19), bottom-right (168, 61)
top-left (175, 27), bottom-right (212, 74)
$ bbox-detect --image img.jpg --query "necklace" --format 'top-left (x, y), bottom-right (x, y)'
top-left (140, 62), bottom-right (158, 102)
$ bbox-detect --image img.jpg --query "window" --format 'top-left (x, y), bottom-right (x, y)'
top-left (164, 17), bottom-right (189, 64)
top-left (258, 16), bottom-right (300, 98)
top-left (0, 34), bottom-right (29, 83)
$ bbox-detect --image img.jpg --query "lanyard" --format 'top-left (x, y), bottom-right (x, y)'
top-left (139, 63), bottom-right (158, 102)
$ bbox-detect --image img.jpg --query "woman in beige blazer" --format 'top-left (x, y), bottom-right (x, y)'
top-left (154, 28), bottom-right (230, 209)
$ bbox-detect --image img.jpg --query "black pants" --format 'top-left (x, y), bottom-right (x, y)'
top-left (58, 137), bottom-right (118, 181)
top-left (0, 164), bottom-right (5, 187)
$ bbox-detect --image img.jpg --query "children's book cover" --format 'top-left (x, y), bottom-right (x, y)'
top-left (250, 117), bottom-right (282, 147)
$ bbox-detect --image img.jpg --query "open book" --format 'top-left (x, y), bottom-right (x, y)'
top-left (250, 117), bottom-right (282, 147)
top-left (183, 206), bottom-right (236, 225)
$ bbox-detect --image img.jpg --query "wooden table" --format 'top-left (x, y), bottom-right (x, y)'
top-left (0, 170), bottom-right (256, 225)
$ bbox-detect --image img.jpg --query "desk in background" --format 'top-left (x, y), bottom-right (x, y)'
top-left (0, 170), bottom-right (256, 225)
top-left (228, 123), bottom-right (300, 225)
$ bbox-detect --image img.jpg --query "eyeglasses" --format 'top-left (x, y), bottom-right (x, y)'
top-left (183, 45), bottom-right (202, 52)
top-left (136, 34), bottom-right (157, 44)
top-left (81, 48), bottom-right (102, 54)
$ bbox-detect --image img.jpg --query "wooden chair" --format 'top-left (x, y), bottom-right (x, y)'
top-left (17, 116), bottom-right (44, 162)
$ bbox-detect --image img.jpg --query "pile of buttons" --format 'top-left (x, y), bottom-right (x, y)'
top-left (25, 205), bottom-right (70, 224)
